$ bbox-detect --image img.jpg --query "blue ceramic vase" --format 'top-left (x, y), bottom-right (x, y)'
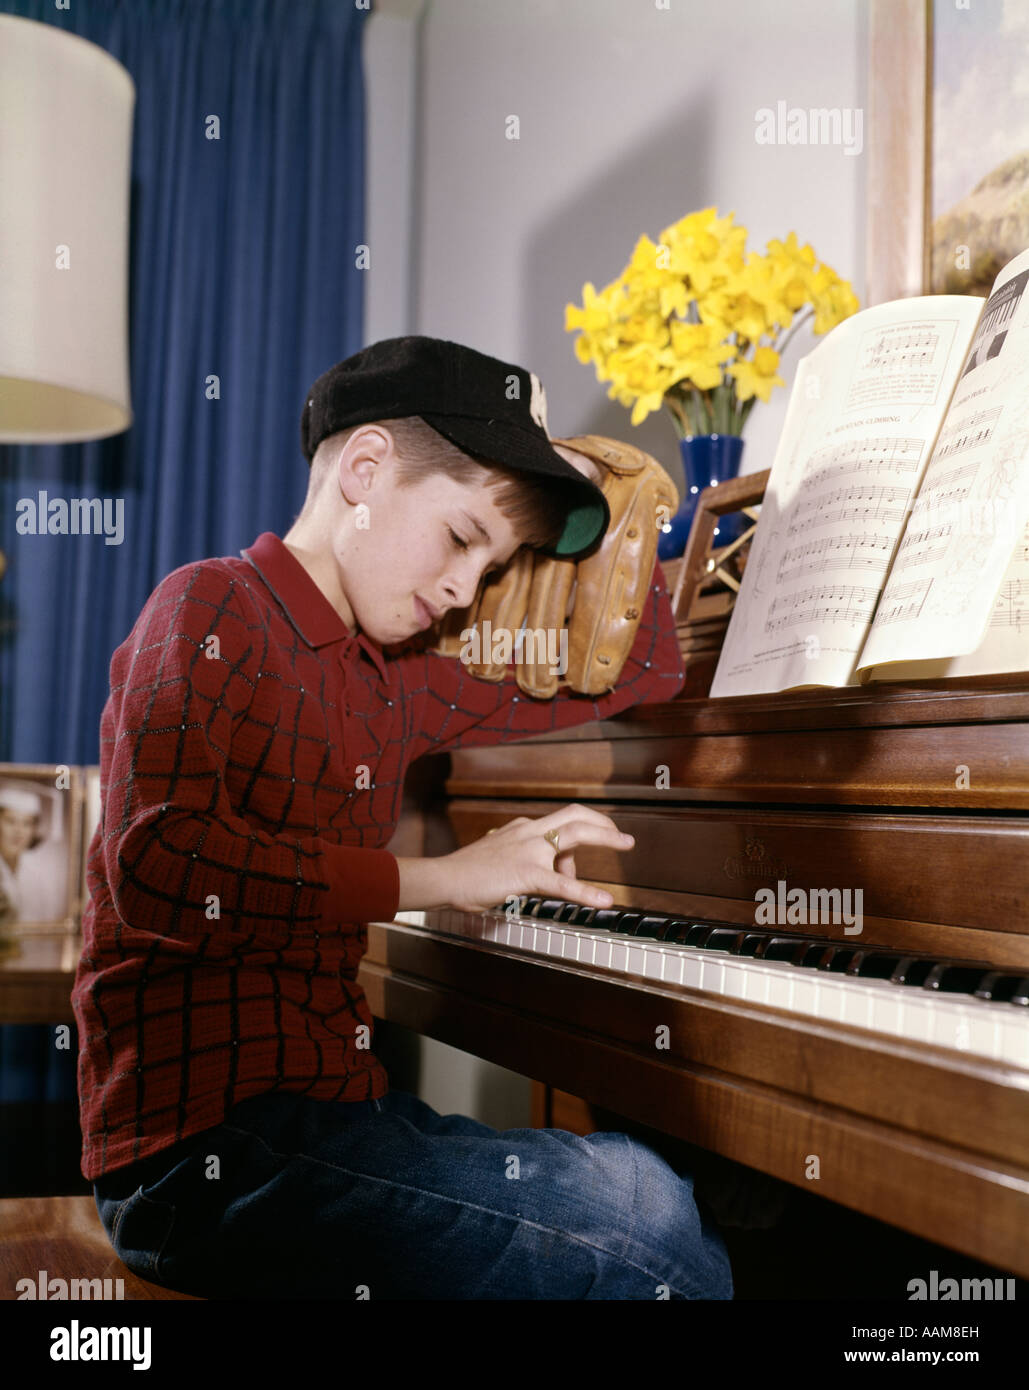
top-left (657, 433), bottom-right (745, 560)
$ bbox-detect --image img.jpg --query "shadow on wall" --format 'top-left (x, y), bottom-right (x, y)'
top-left (523, 91), bottom-right (713, 500)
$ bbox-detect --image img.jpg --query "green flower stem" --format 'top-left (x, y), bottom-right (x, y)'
top-left (667, 381), bottom-right (759, 440)
top-left (774, 308), bottom-right (813, 361)
top-left (665, 394), bottom-right (689, 435)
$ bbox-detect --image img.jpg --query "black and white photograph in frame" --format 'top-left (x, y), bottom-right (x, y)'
top-left (0, 763), bottom-right (83, 934)
top-left (79, 765), bottom-right (101, 925)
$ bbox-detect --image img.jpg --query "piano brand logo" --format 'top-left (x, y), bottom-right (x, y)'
top-left (723, 836), bottom-right (788, 882)
top-left (459, 620), bottom-right (568, 676)
top-left (907, 1271), bottom-right (1016, 1301)
top-left (754, 879), bottom-right (863, 935)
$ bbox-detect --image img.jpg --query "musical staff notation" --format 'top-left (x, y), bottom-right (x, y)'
top-left (898, 523), bottom-right (953, 552)
top-left (787, 483), bottom-right (909, 535)
top-left (989, 578), bottom-right (1029, 633)
top-left (777, 532), bottom-right (892, 585)
top-left (863, 329), bottom-right (939, 372)
top-left (801, 436), bottom-right (925, 493)
top-left (931, 407), bottom-right (1003, 463)
top-left (925, 459), bottom-right (977, 493)
top-left (871, 578), bottom-right (933, 627)
top-left (764, 582), bottom-right (879, 633)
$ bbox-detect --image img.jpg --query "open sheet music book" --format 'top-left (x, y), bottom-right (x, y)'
top-left (710, 247), bottom-right (1029, 698)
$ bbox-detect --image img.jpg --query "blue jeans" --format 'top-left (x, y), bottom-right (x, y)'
top-left (93, 1089), bottom-right (733, 1300)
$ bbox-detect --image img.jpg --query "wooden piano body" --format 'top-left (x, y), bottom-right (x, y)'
top-left (360, 675), bottom-right (1029, 1280)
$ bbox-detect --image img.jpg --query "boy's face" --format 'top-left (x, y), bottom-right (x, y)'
top-left (332, 444), bottom-right (525, 645)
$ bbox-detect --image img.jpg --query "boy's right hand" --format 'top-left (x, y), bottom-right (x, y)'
top-left (441, 804), bottom-right (634, 913)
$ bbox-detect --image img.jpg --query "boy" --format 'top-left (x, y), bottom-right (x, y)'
top-left (72, 336), bottom-right (733, 1300)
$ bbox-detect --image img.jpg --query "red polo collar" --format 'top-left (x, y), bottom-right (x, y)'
top-left (241, 531), bottom-right (389, 681)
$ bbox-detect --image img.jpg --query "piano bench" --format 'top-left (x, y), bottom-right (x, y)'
top-left (0, 1196), bottom-right (202, 1301)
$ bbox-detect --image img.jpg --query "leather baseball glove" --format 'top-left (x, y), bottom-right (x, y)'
top-left (431, 433), bottom-right (678, 698)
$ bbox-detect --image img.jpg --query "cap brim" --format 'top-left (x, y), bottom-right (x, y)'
top-left (418, 413), bottom-right (609, 559)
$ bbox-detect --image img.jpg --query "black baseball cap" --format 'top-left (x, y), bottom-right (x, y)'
top-left (300, 336), bottom-right (610, 558)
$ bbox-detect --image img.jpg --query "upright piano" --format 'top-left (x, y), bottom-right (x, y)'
top-left (359, 675), bottom-right (1029, 1280)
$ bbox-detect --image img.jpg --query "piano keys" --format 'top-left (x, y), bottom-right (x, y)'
top-left (392, 900), bottom-right (1029, 1068)
top-left (361, 675), bottom-right (1029, 1280)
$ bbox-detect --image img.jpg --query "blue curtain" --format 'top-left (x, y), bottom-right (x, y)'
top-left (0, 0), bottom-right (371, 1189)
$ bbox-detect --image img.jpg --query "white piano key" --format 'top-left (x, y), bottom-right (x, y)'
top-left (412, 909), bottom-right (1028, 1067)
top-left (867, 987), bottom-right (903, 1037)
top-left (1000, 1015), bottom-right (1029, 1067)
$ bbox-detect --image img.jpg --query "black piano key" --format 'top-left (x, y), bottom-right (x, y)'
top-left (739, 934), bottom-right (768, 957)
top-left (533, 899), bottom-right (568, 920)
top-left (657, 920), bottom-right (694, 945)
top-left (520, 897), bottom-right (543, 916)
top-left (846, 952), bottom-right (905, 980)
top-left (634, 915), bottom-right (671, 939)
top-left (588, 908), bottom-right (629, 932)
top-left (891, 958), bottom-right (936, 987)
top-left (491, 896), bottom-right (529, 915)
top-left (758, 936), bottom-right (808, 963)
top-left (566, 904), bottom-right (598, 926)
top-left (819, 948), bottom-right (858, 973)
top-left (611, 912), bottom-right (644, 935)
top-left (552, 901), bottom-right (580, 922)
top-left (703, 927), bottom-right (746, 953)
top-left (798, 944), bottom-right (833, 968)
top-left (974, 972), bottom-right (1029, 1005)
top-left (684, 924), bottom-right (715, 947)
top-left (926, 964), bottom-right (993, 995)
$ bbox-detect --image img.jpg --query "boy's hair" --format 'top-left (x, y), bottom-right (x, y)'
top-left (309, 416), bottom-right (569, 551)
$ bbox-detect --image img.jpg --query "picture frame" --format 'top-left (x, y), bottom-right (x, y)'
top-left (0, 763), bottom-right (84, 936)
top-left (80, 765), bottom-right (102, 925)
top-left (867, 0), bottom-right (1029, 305)
top-left (865, 0), bottom-right (931, 306)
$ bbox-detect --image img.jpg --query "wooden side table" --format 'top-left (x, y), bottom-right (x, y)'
top-left (0, 934), bottom-right (79, 1024)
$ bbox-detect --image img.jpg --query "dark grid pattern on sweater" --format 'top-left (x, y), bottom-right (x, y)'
top-left (73, 538), bottom-right (685, 1176)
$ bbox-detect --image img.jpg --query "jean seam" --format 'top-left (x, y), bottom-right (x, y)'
top-left (219, 1119), bottom-right (709, 1298)
top-left (109, 1187), bottom-right (139, 1249)
top-left (107, 1185), bottom-right (177, 1280)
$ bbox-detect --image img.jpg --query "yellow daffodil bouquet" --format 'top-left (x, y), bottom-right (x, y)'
top-left (564, 208), bottom-right (859, 439)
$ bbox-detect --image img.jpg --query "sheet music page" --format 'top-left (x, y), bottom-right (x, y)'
top-left (710, 294), bottom-right (984, 698)
top-left (857, 248), bottom-right (1029, 674)
top-left (859, 518), bottom-right (1029, 680)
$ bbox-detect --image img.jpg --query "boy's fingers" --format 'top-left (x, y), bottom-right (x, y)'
top-left (546, 873), bottom-right (614, 908)
top-left (535, 802), bottom-right (619, 833)
top-left (544, 819), bottom-right (634, 852)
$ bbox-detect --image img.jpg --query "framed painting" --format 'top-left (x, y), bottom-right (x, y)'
top-left (0, 763), bottom-right (83, 935)
top-left (867, 0), bottom-right (1029, 305)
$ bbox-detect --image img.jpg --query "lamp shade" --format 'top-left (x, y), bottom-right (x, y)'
top-left (0, 15), bottom-right (135, 443)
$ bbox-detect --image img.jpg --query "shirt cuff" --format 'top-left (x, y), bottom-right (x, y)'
top-left (318, 846), bottom-right (400, 925)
